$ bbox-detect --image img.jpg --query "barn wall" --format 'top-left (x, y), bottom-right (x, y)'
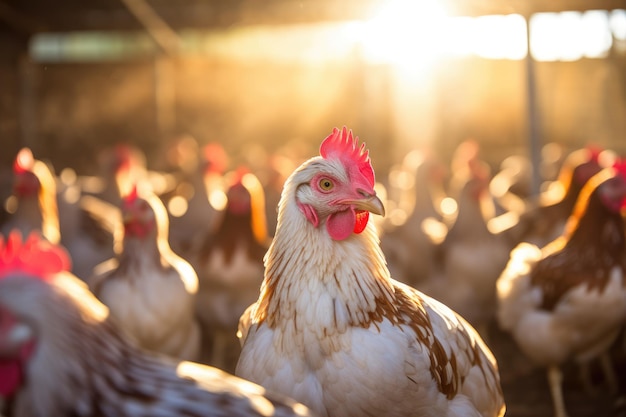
top-left (434, 57), bottom-right (528, 164)
top-left (30, 56), bottom-right (393, 174)
top-left (535, 57), bottom-right (626, 154)
top-left (33, 60), bottom-right (157, 174)
top-left (0, 34), bottom-right (27, 167)
top-left (23, 52), bottom-right (626, 176)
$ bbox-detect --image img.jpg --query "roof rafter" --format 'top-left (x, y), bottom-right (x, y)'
top-left (0, 0), bottom-right (45, 35)
top-left (118, 0), bottom-right (180, 55)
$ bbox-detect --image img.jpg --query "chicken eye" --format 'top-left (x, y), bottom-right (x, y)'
top-left (318, 178), bottom-right (334, 192)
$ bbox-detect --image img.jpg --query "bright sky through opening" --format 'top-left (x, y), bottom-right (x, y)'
top-left (30, 6), bottom-right (626, 64)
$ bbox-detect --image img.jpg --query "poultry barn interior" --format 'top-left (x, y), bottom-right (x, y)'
top-left (1, 0), bottom-right (626, 416)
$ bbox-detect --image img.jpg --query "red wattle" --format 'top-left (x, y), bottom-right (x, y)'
top-left (327, 207), bottom-right (369, 240)
top-left (326, 209), bottom-right (356, 241)
top-left (353, 210), bottom-right (369, 234)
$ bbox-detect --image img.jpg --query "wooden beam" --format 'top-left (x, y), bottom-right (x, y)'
top-left (0, 1), bottom-right (45, 35)
top-left (118, 0), bottom-right (180, 54)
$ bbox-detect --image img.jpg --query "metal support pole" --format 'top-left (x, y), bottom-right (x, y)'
top-left (525, 13), bottom-right (542, 196)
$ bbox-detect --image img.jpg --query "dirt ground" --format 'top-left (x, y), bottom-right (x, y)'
top-left (488, 320), bottom-right (626, 417)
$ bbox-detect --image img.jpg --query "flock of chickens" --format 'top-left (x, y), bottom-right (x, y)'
top-left (0, 127), bottom-right (625, 417)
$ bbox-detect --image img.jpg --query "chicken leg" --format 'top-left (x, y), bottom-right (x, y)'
top-left (548, 365), bottom-right (569, 417)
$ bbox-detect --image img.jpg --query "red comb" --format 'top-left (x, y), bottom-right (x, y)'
top-left (13, 148), bottom-right (34, 174)
top-left (113, 144), bottom-right (135, 173)
top-left (613, 159), bottom-right (626, 210)
top-left (0, 231), bottom-right (71, 281)
top-left (203, 143), bottom-right (228, 174)
top-left (614, 159), bottom-right (626, 180)
top-left (114, 144), bottom-right (133, 160)
top-left (122, 185), bottom-right (139, 206)
top-left (320, 127), bottom-right (375, 187)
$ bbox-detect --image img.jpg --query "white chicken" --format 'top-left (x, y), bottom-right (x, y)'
top-left (497, 162), bottom-right (626, 417)
top-left (236, 127), bottom-right (505, 417)
top-left (1, 148), bottom-right (60, 245)
top-left (89, 186), bottom-right (201, 362)
top-left (0, 231), bottom-right (316, 417)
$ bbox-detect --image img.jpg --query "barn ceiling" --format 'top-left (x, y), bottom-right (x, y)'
top-left (0, 0), bottom-right (625, 38)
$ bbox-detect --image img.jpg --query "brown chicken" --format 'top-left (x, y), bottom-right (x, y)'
top-left (194, 168), bottom-right (269, 371)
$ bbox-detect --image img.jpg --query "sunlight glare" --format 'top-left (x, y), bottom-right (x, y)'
top-left (539, 12), bottom-right (582, 61)
top-left (351, 0), bottom-right (449, 70)
top-left (611, 9), bottom-right (626, 40)
top-left (389, 208), bottom-right (409, 227)
top-left (59, 167), bottom-right (77, 185)
top-left (168, 195), bottom-right (188, 217)
top-left (440, 197), bottom-right (458, 216)
top-left (445, 16), bottom-right (475, 57)
top-left (63, 185), bottom-right (81, 205)
top-left (473, 14), bottom-right (527, 60)
top-left (581, 11), bottom-right (612, 58)
top-left (391, 169), bottom-right (415, 190)
top-left (209, 189), bottom-right (228, 211)
top-left (421, 217), bottom-right (447, 244)
top-left (531, 11), bottom-right (612, 61)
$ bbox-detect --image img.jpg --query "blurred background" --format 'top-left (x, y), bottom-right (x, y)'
top-left (1, 2), bottom-right (626, 416)
top-left (0, 0), bottom-right (624, 178)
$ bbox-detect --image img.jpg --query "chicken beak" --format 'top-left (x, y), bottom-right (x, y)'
top-left (351, 194), bottom-right (385, 217)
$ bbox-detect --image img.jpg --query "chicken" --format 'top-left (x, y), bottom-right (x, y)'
top-left (489, 154), bottom-right (532, 215)
top-left (379, 148), bottom-right (448, 287)
top-left (89, 186), bottom-right (201, 362)
top-left (236, 127), bottom-right (505, 417)
top-left (417, 156), bottom-right (511, 338)
top-left (1, 148), bottom-right (60, 245)
top-left (164, 142), bottom-right (228, 260)
top-left (0, 232), bottom-right (316, 417)
top-left (56, 168), bottom-right (121, 281)
top-left (260, 154), bottom-right (296, 238)
top-left (503, 146), bottom-right (612, 248)
top-left (496, 162), bottom-right (626, 417)
top-left (194, 168), bottom-right (269, 371)
top-left (83, 143), bottom-right (147, 207)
